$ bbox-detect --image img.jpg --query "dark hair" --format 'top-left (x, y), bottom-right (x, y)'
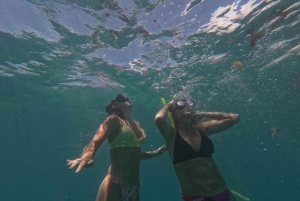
top-left (105, 94), bottom-right (128, 119)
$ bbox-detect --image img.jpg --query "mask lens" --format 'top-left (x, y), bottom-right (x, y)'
top-left (176, 100), bottom-right (185, 107)
top-left (186, 99), bottom-right (195, 108)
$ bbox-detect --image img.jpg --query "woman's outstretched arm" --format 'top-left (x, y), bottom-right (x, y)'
top-left (140, 145), bottom-right (167, 160)
top-left (67, 115), bottom-right (121, 173)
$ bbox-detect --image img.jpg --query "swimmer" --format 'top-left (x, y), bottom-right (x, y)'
top-left (67, 94), bottom-right (167, 201)
top-left (155, 98), bottom-right (240, 201)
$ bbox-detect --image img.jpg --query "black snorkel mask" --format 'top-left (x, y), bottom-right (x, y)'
top-left (114, 94), bottom-right (129, 103)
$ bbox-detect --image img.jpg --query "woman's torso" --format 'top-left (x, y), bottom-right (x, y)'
top-left (174, 157), bottom-right (227, 196)
top-left (107, 119), bottom-right (145, 185)
top-left (108, 147), bottom-right (141, 185)
top-left (166, 129), bottom-right (227, 196)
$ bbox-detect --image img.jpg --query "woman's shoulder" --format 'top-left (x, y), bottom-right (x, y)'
top-left (133, 120), bottom-right (140, 125)
top-left (105, 115), bottom-right (123, 126)
top-left (130, 120), bottom-right (145, 131)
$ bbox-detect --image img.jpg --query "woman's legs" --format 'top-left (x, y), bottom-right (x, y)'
top-left (182, 189), bottom-right (236, 201)
top-left (96, 180), bottom-right (123, 201)
top-left (95, 174), bottom-right (140, 201)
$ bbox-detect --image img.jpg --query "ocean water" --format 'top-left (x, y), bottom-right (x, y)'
top-left (1, 0), bottom-right (300, 200)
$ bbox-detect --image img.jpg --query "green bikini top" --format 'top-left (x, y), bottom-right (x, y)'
top-left (109, 123), bottom-right (146, 149)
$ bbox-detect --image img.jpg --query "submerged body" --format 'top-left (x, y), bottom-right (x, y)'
top-left (67, 94), bottom-right (166, 201)
top-left (107, 120), bottom-right (146, 185)
top-left (173, 131), bottom-right (226, 196)
top-left (155, 99), bottom-right (239, 201)
top-left (175, 157), bottom-right (227, 196)
top-left (98, 119), bottom-right (145, 201)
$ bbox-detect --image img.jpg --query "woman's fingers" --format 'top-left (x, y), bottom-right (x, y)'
top-left (75, 161), bottom-right (86, 173)
top-left (158, 145), bottom-right (166, 151)
top-left (87, 160), bottom-right (94, 165)
top-left (66, 159), bottom-right (72, 166)
top-left (67, 158), bottom-right (93, 173)
top-left (68, 159), bottom-right (80, 170)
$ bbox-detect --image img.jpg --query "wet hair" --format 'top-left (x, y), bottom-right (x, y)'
top-left (105, 94), bottom-right (128, 119)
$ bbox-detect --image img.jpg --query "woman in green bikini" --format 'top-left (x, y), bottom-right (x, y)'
top-left (67, 94), bottom-right (166, 201)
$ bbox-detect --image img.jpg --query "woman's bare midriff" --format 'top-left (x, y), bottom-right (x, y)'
top-left (174, 157), bottom-right (227, 196)
top-left (108, 147), bottom-right (141, 185)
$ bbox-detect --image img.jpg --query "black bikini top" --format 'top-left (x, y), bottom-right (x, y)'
top-left (173, 129), bottom-right (214, 165)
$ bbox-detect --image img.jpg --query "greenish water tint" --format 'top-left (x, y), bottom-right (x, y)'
top-left (1, 0), bottom-right (300, 200)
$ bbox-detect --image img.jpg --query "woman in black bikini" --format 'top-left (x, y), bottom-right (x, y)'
top-left (155, 99), bottom-right (239, 201)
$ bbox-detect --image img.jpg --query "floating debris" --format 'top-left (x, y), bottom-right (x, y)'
top-left (232, 61), bottom-right (243, 68)
top-left (271, 127), bottom-right (280, 137)
top-left (129, 59), bottom-right (145, 67)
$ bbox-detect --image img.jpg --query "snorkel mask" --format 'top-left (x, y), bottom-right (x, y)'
top-left (173, 99), bottom-right (195, 111)
top-left (113, 94), bottom-right (129, 103)
top-left (105, 94), bottom-right (129, 117)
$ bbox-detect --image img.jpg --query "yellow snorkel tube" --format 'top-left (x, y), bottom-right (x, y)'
top-left (230, 190), bottom-right (250, 201)
top-left (161, 98), bottom-right (175, 128)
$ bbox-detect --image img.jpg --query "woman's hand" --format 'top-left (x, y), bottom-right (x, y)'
top-left (67, 154), bottom-right (94, 173)
top-left (153, 145), bottom-right (167, 157)
top-left (195, 112), bottom-right (206, 121)
top-left (166, 100), bottom-right (175, 112)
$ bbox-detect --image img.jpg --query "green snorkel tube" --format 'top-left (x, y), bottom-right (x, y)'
top-left (161, 98), bottom-right (175, 128)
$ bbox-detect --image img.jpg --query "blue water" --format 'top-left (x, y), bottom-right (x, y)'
top-left (1, 0), bottom-right (300, 200)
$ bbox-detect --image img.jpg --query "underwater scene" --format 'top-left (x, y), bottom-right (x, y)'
top-left (1, 0), bottom-right (300, 200)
